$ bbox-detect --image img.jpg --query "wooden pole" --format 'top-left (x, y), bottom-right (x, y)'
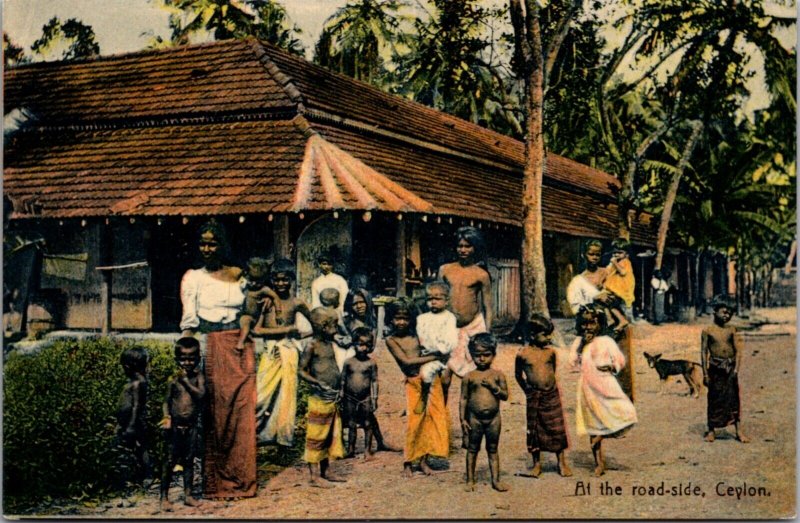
top-left (396, 217), bottom-right (406, 297)
top-left (99, 222), bottom-right (112, 334)
top-left (273, 214), bottom-right (290, 259)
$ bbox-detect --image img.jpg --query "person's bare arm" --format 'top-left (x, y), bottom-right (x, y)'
top-left (460, 376), bottom-right (470, 436)
top-left (483, 372), bottom-right (508, 401)
top-left (700, 330), bottom-right (709, 385)
top-left (385, 337), bottom-right (438, 367)
top-left (179, 372), bottom-right (206, 401)
top-left (514, 354), bottom-right (529, 393)
top-left (733, 328), bottom-right (743, 375)
top-left (480, 270), bottom-right (493, 329)
top-left (297, 343), bottom-right (326, 390)
top-left (160, 385), bottom-right (172, 429)
top-left (125, 381), bottom-right (144, 436)
top-left (371, 362), bottom-right (379, 411)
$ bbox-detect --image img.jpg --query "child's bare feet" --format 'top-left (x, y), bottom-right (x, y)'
top-left (593, 465), bottom-right (605, 477)
top-left (529, 462), bottom-right (542, 478)
top-left (704, 430), bottom-right (715, 442)
top-left (160, 499), bottom-right (174, 512)
top-left (184, 496), bottom-right (201, 507)
top-left (308, 478), bottom-right (333, 489)
top-left (558, 462), bottom-right (573, 477)
top-left (376, 443), bottom-right (402, 452)
top-left (736, 433), bottom-right (750, 443)
top-left (419, 459), bottom-right (434, 476)
top-left (403, 463), bottom-right (414, 478)
top-left (464, 482), bottom-right (476, 492)
top-left (322, 471), bottom-right (347, 482)
top-left (364, 452), bottom-right (376, 462)
top-left (492, 480), bottom-right (510, 492)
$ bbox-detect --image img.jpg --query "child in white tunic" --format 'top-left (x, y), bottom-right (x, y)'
top-left (415, 282), bottom-right (459, 414)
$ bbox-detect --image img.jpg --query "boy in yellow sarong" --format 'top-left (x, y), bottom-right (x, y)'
top-left (298, 307), bottom-right (347, 485)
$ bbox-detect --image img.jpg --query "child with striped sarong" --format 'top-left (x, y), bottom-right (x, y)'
top-left (298, 307), bottom-right (347, 485)
top-left (514, 314), bottom-right (572, 478)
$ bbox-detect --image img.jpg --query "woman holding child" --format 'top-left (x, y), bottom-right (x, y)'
top-left (179, 220), bottom-right (257, 499)
top-left (566, 239), bottom-right (635, 401)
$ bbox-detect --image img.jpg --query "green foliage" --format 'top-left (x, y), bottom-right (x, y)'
top-left (30, 17), bottom-right (100, 62)
top-left (153, 0), bottom-right (304, 54)
top-left (314, 0), bottom-right (408, 87)
top-left (4, 338), bottom-right (174, 510)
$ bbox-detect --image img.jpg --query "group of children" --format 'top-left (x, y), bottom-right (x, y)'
top-left (114, 230), bottom-right (749, 504)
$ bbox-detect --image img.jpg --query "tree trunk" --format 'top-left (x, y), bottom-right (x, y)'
top-left (519, 6), bottom-right (549, 318)
top-left (654, 120), bottom-right (704, 270)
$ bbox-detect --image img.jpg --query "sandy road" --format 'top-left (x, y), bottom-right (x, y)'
top-left (63, 308), bottom-right (796, 519)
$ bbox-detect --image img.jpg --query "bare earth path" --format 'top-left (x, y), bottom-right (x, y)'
top-left (72, 308), bottom-right (796, 519)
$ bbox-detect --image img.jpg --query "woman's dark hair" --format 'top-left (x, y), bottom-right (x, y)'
top-left (384, 297), bottom-right (418, 333)
top-left (575, 303), bottom-right (607, 335)
top-left (344, 288), bottom-right (376, 329)
top-left (526, 313), bottom-right (554, 342)
top-left (196, 219), bottom-right (232, 266)
top-left (456, 226), bottom-right (486, 263)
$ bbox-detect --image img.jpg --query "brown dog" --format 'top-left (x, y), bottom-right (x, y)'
top-left (643, 352), bottom-right (704, 398)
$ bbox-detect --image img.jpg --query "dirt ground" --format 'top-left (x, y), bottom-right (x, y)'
top-left (53, 308), bottom-right (797, 519)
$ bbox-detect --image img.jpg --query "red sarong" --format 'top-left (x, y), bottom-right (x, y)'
top-left (526, 387), bottom-right (568, 453)
top-left (203, 329), bottom-right (257, 498)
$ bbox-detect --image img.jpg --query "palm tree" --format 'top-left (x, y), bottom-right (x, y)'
top-left (314, 0), bottom-right (407, 87)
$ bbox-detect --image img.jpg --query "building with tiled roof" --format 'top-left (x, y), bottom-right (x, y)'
top-left (4, 38), bottom-right (657, 333)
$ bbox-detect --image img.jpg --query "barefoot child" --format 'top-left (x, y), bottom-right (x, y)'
top-left (237, 257), bottom-right (279, 350)
top-left (341, 327), bottom-right (379, 459)
top-left (160, 337), bottom-right (206, 510)
top-left (415, 281), bottom-right (459, 414)
top-left (515, 314), bottom-right (571, 478)
top-left (385, 299), bottom-right (450, 477)
top-left (461, 333), bottom-right (509, 492)
top-left (116, 346), bottom-right (152, 488)
top-left (298, 307), bottom-right (348, 485)
top-left (438, 227), bottom-right (493, 400)
top-left (569, 305), bottom-right (637, 477)
top-left (701, 302), bottom-right (749, 443)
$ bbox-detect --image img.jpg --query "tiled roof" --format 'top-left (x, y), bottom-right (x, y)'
top-left (4, 38), bottom-right (653, 242)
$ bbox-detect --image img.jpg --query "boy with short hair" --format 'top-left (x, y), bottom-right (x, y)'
top-left (160, 337), bottom-right (206, 510)
top-left (311, 252), bottom-right (349, 316)
top-left (253, 258), bottom-right (312, 447)
top-left (116, 346), bottom-right (152, 488)
top-left (298, 307), bottom-right (348, 485)
top-left (415, 281), bottom-right (459, 413)
top-left (701, 302), bottom-right (749, 443)
top-left (341, 327), bottom-right (379, 460)
top-left (515, 314), bottom-right (571, 478)
top-left (460, 333), bottom-right (509, 492)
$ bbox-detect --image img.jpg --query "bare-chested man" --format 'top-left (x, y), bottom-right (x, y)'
top-left (701, 302), bottom-right (748, 443)
top-left (252, 258), bottom-right (312, 447)
top-left (438, 227), bottom-right (493, 401)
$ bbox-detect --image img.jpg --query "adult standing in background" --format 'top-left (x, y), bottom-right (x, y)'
top-left (180, 219), bottom-right (256, 499)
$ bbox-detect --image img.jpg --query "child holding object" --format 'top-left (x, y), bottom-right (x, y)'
top-left (160, 337), bottom-right (206, 510)
top-left (515, 314), bottom-right (571, 478)
top-left (569, 304), bottom-right (637, 477)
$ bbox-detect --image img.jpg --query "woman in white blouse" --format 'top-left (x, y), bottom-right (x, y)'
top-left (180, 220), bottom-right (256, 499)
